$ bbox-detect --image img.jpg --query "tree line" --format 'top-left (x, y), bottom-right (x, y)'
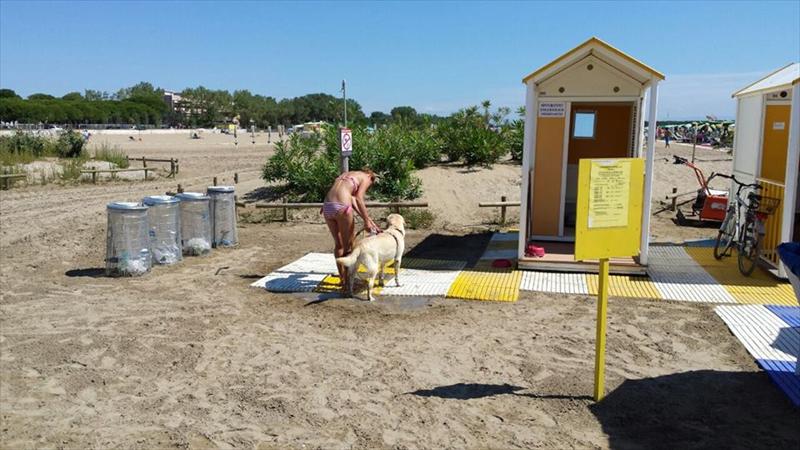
top-left (0, 82), bottom-right (447, 129)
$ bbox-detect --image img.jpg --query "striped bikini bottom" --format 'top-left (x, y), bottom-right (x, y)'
top-left (322, 201), bottom-right (352, 219)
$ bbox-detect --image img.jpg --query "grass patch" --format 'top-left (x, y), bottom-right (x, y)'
top-left (60, 158), bottom-right (87, 181)
top-left (92, 142), bottom-right (129, 168)
top-left (399, 207), bottom-right (435, 229)
top-left (238, 208), bottom-right (286, 224)
top-left (0, 149), bottom-right (37, 166)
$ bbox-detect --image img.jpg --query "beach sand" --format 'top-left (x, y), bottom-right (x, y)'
top-left (1, 134), bottom-right (797, 448)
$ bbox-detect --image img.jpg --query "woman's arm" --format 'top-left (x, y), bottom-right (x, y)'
top-left (351, 178), bottom-right (379, 231)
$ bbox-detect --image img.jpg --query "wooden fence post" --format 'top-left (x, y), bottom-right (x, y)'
top-left (170, 159), bottom-right (176, 177)
top-left (234, 172), bottom-right (239, 184)
top-left (213, 176), bottom-right (217, 186)
top-left (670, 187), bottom-right (678, 211)
top-left (92, 171), bottom-right (97, 184)
top-left (141, 156), bottom-right (147, 169)
top-left (282, 198), bottom-right (288, 222)
top-left (500, 195), bottom-right (507, 225)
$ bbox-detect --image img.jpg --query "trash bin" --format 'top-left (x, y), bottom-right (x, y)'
top-left (106, 201), bottom-right (151, 276)
top-left (207, 185), bottom-right (238, 247)
top-left (143, 195), bottom-right (182, 265)
top-left (176, 192), bottom-right (212, 256)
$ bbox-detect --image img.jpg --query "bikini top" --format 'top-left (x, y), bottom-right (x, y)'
top-left (336, 174), bottom-right (360, 194)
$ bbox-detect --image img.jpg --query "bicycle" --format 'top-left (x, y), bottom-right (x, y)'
top-left (713, 174), bottom-right (781, 276)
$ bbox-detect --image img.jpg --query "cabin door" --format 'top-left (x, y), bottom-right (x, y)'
top-left (562, 102), bottom-right (634, 236)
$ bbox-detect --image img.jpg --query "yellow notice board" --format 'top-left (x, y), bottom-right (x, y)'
top-left (575, 158), bottom-right (644, 260)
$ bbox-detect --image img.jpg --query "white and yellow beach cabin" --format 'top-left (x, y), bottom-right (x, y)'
top-left (517, 37), bottom-right (663, 273)
top-left (731, 63), bottom-right (800, 277)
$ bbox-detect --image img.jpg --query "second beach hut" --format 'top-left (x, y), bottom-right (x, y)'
top-left (731, 63), bottom-right (800, 277)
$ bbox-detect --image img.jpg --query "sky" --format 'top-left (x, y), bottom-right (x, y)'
top-left (1, 1), bottom-right (799, 120)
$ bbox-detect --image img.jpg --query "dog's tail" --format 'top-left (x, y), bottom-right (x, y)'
top-left (335, 247), bottom-right (361, 268)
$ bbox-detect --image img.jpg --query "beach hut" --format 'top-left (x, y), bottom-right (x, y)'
top-left (517, 37), bottom-right (664, 273)
top-left (731, 63), bottom-right (800, 277)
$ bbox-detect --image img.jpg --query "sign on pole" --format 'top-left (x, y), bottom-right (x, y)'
top-left (574, 157), bottom-right (644, 401)
top-left (340, 128), bottom-right (353, 156)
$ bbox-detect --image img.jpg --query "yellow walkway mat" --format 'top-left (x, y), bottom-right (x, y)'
top-left (315, 263), bottom-right (398, 295)
top-left (447, 269), bottom-right (522, 302)
top-left (585, 274), bottom-right (661, 300)
top-left (685, 247), bottom-right (798, 306)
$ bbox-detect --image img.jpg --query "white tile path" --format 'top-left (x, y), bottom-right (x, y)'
top-left (250, 252), bottom-right (337, 292)
top-left (520, 271), bottom-right (589, 294)
top-left (647, 246), bottom-right (736, 303)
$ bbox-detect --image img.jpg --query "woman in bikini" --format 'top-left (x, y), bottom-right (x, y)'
top-left (322, 169), bottom-right (381, 290)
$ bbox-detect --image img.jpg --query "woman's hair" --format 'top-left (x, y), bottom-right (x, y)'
top-left (361, 167), bottom-right (376, 182)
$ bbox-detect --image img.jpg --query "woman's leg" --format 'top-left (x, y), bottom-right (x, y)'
top-left (335, 210), bottom-right (355, 289)
top-left (325, 217), bottom-right (346, 287)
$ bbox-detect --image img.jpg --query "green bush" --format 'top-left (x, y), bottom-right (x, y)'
top-left (506, 119), bottom-right (524, 161)
top-left (437, 107), bottom-right (508, 167)
top-left (55, 130), bottom-right (86, 158)
top-left (263, 124), bottom-right (424, 202)
top-left (0, 131), bottom-right (54, 158)
top-left (262, 132), bottom-right (339, 202)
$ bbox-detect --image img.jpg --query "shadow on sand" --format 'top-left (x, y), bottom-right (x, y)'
top-left (404, 232), bottom-right (494, 267)
top-left (589, 370), bottom-right (800, 449)
top-left (65, 268), bottom-right (106, 278)
top-left (410, 371), bottom-right (799, 448)
top-left (408, 383), bottom-right (591, 401)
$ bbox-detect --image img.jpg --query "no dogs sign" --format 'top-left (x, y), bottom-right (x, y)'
top-left (340, 128), bottom-right (353, 156)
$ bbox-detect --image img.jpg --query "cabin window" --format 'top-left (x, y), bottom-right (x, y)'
top-left (573, 112), bottom-right (596, 139)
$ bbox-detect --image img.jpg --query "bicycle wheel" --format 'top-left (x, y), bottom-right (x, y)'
top-left (713, 210), bottom-right (736, 259)
top-left (737, 219), bottom-right (760, 276)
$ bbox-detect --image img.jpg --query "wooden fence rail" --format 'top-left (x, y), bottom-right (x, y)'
top-left (236, 201), bottom-right (428, 221)
top-left (478, 196), bottom-right (520, 225)
top-left (126, 156), bottom-right (179, 177)
top-left (0, 173), bottom-right (26, 190)
top-left (81, 167), bottom-right (152, 184)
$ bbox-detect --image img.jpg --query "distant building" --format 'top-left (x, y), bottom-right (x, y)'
top-left (163, 91), bottom-right (183, 112)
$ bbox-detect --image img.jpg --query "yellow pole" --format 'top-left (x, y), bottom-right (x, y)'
top-left (594, 257), bottom-right (610, 401)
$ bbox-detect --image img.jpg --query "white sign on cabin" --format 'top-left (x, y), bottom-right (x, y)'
top-left (539, 102), bottom-right (566, 117)
top-left (773, 122), bottom-right (785, 130)
top-left (340, 128), bottom-right (353, 156)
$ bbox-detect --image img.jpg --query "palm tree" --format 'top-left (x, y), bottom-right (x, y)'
top-left (481, 100), bottom-right (491, 125)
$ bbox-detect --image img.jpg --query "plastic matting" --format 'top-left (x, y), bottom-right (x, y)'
top-left (250, 252), bottom-right (337, 292)
top-left (586, 274), bottom-right (661, 299)
top-left (766, 305), bottom-right (800, 328)
top-left (647, 246), bottom-right (736, 303)
top-left (686, 247), bottom-right (798, 306)
top-left (490, 232), bottom-right (519, 242)
top-left (380, 259), bottom-right (466, 297)
top-left (520, 271), bottom-right (589, 295)
top-left (480, 232), bottom-right (519, 261)
top-left (447, 269), bottom-right (523, 302)
top-left (715, 305), bottom-right (800, 406)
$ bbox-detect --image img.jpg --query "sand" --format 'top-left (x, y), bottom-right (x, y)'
top-left (1, 134), bottom-right (798, 449)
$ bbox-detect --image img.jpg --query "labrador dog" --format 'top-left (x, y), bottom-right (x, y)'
top-left (335, 214), bottom-right (405, 301)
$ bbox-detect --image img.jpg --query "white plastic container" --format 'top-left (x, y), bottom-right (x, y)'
top-left (142, 195), bottom-right (182, 265)
top-left (106, 202), bottom-right (151, 276)
top-left (207, 185), bottom-right (238, 247)
top-left (176, 192), bottom-right (212, 256)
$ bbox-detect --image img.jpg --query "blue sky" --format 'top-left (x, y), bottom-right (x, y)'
top-left (1, 1), bottom-right (799, 119)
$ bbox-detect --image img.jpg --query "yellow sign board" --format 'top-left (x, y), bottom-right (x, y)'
top-left (575, 158), bottom-right (644, 261)
top-left (574, 157), bottom-right (644, 402)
